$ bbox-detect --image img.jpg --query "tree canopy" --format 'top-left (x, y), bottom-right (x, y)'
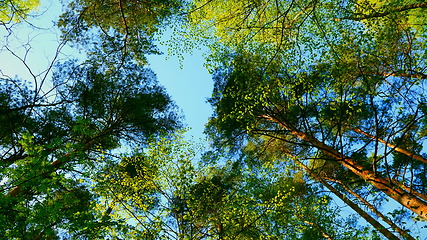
top-left (0, 0), bottom-right (39, 23)
top-left (1, 0), bottom-right (426, 239)
top-left (189, 0), bottom-right (427, 238)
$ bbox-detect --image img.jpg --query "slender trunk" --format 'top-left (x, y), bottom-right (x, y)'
top-left (351, 127), bottom-right (427, 202)
top-left (263, 115), bottom-right (427, 220)
top-left (297, 161), bottom-right (400, 240)
top-left (382, 72), bottom-right (427, 80)
top-left (327, 178), bottom-right (416, 240)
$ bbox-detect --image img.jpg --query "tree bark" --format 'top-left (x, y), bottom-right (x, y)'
top-left (263, 114), bottom-right (427, 221)
top-left (297, 160), bottom-right (400, 240)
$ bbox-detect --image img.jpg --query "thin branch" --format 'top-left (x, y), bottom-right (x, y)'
top-left (352, 127), bottom-right (427, 165)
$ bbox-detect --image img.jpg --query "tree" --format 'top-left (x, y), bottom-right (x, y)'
top-left (58, 0), bottom-right (183, 64)
top-left (0, 0), bottom-right (189, 236)
top-left (0, 0), bottom-right (188, 237)
top-left (3, 0), bottom-right (427, 238)
top-left (205, 46), bottom-right (427, 236)
top-left (185, 0), bottom-right (427, 52)
top-left (184, 0), bottom-right (427, 235)
top-left (91, 130), bottom-right (373, 239)
top-left (0, 51), bottom-right (180, 237)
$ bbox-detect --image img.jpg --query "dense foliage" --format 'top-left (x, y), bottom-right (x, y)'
top-left (0, 0), bottom-right (39, 22)
top-left (188, 0), bottom-right (427, 239)
top-left (1, 0), bottom-right (426, 239)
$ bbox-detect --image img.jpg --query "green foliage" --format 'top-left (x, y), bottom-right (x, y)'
top-left (58, 0), bottom-right (183, 64)
top-left (0, 0), bottom-right (39, 23)
top-left (0, 29), bottom-right (180, 240)
top-left (90, 130), bottom-right (367, 239)
top-left (0, 0), bottom-right (186, 237)
top-left (189, 0), bottom-right (427, 238)
top-left (54, 56), bottom-right (180, 140)
top-left (60, 0), bottom-right (181, 36)
top-left (2, 0), bottom-right (427, 238)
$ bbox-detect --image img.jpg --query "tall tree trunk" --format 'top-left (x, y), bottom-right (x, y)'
top-left (326, 178), bottom-right (416, 240)
top-left (263, 115), bottom-right (427, 220)
top-left (296, 160), bottom-right (400, 240)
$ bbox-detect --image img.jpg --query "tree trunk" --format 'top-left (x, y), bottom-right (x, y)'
top-left (327, 178), bottom-right (416, 240)
top-left (297, 160), bottom-right (400, 240)
top-left (263, 115), bottom-right (427, 221)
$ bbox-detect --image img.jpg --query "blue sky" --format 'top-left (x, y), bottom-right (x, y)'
top-left (0, 0), bottom-right (213, 141)
top-left (147, 44), bottom-right (213, 140)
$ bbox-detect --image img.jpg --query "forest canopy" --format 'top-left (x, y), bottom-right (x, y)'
top-left (0, 0), bottom-right (426, 239)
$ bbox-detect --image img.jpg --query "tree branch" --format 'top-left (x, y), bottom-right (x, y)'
top-left (352, 127), bottom-right (427, 165)
top-left (262, 114), bottom-right (427, 220)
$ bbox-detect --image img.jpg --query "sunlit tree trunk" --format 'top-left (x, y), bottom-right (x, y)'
top-left (327, 178), bottom-right (416, 240)
top-left (296, 159), bottom-right (401, 240)
top-left (263, 114), bottom-right (427, 221)
top-left (352, 127), bottom-right (427, 164)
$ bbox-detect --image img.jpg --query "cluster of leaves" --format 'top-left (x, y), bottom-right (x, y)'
top-left (0, 0), bottom-right (39, 23)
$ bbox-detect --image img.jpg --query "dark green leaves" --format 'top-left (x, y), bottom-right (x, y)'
top-left (58, 0), bottom-right (183, 64)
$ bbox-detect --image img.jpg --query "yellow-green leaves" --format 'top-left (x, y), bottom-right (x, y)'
top-left (188, 0), bottom-right (317, 49)
top-left (0, 0), bottom-right (39, 23)
top-left (18, 132), bottom-right (42, 156)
